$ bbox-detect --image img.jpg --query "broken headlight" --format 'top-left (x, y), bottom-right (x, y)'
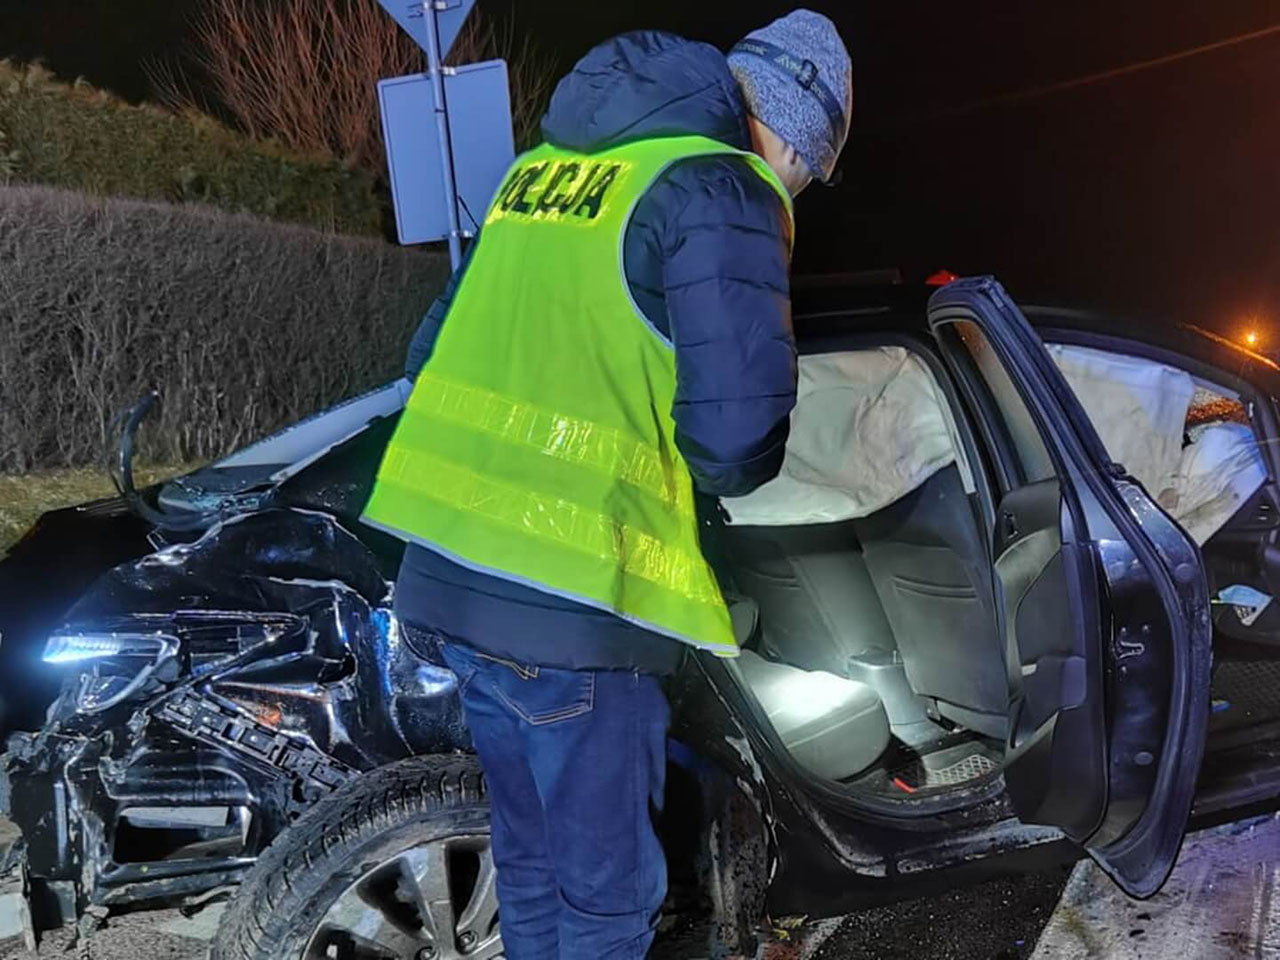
top-left (43, 630), bottom-right (178, 664)
top-left (43, 627), bottom-right (180, 713)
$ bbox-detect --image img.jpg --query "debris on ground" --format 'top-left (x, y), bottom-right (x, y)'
top-left (10, 906), bottom-right (217, 959)
top-left (0, 858), bottom-right (1072, 959)
top-left (811, 867), bottom-right (1071, 959)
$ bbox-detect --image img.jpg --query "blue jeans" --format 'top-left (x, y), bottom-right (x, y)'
top-left (441, 641), bottom-right (670, 960)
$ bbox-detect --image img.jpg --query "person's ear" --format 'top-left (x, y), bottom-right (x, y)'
top-left (785, 145), bottom-right (814, 195)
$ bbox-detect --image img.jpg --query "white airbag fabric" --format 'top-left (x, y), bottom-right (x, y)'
top-left (1165, 422), bottom-right (1267, 544)
top-left (722, 348), bottom-right (956, 526)
top-left (1049, 344), bottom-right (1267, 544)
top-left (1047, 344), bottom-right (1195, 498)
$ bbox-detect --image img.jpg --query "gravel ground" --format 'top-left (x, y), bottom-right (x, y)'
top-left (0, 867), bottom-right (1070, 960)
top-left (11, 908), bottom-right (212, 959)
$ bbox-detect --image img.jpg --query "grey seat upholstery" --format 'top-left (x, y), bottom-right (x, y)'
top-left (723, 520), bottom-right (896, 676)
top-left (736, 649), bottom-right (890, 780)
top-left (853, 465), bottom-right (1007, 738)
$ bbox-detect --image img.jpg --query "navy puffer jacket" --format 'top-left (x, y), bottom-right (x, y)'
top-left (396, 31), bottom-right (797, 674)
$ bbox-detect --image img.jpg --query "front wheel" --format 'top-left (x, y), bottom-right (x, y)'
top-left (212, 755), bottom-right (502, 960)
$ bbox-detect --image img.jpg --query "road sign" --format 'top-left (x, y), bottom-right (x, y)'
top-left (379, 61), bottom-right (515, 247)
top-left (375, 0), bottom-right (511, 268)
top-left (375, 0), bottom-right (476, 61)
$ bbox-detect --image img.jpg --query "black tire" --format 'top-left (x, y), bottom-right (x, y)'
top-left (212, 754), bottom-right (498, 960)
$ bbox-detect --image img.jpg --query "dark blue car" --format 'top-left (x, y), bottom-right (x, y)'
top-left (4, 275), bottom-right (1276, 958)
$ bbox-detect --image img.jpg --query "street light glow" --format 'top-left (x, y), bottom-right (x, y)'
top-left (1246, 330), bottom-right (1259, 347)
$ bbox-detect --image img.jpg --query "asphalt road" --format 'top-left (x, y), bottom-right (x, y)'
top-left (2, 867), bottom-right (1072, 960)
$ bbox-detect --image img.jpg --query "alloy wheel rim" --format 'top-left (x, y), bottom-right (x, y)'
top-left (303, 834), bottom-right (503, 959)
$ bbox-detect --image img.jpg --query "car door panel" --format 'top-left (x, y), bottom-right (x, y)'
top-left (1084, 483), bottom-right (1209, 891)
top-left (995, 479), bottom-right (1108, 841)
top-left (929, 277), bottom-right (1212, 898)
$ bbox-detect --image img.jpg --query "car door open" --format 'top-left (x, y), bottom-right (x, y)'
top-left (929, 277), bottom-right (1212, 898)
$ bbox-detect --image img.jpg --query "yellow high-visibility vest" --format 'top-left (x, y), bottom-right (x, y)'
top-left (363, 135), bottom-right (792, 654)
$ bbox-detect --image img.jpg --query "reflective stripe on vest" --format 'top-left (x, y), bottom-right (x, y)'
top-left (362, 135), bottom-right (793, 654)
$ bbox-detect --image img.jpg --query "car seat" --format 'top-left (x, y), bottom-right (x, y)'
top-left (728, 596), bottom-right (891, 780)
top-left (853, 465), bottom-right (1007, 738)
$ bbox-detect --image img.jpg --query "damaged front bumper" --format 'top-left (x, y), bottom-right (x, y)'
top-left (2, 507), bottom-right (472, 916)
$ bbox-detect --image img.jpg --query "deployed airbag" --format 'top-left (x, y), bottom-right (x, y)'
top-left (1047, 344), bottom-right (1195, 498)
top-left (722, 348), bottom-right (959, 526)
top-left (1049, 344), bottom-right (1267, 543)
top-left (1165, 422), bottom-right (1267, 544)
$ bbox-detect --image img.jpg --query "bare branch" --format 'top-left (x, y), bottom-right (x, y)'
top-left (153, 1), bottom-right (555, 176)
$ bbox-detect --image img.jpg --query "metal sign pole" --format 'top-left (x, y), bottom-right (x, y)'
top-left (422, 0), bottom-right (463, 269)
top-left (377, 0), bottom-right (509, 249)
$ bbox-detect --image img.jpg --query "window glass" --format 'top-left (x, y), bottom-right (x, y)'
top-left (952, 320), bottom-right (1056, 484)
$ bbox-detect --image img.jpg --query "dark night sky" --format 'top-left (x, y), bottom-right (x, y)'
top-left (5, 1), bottom-right (1280, 338)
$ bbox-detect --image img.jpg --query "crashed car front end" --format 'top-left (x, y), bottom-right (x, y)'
top-left (0, 372), bottom-right (1083, 949)
top-left (3, 504), bottom-right (472, 916)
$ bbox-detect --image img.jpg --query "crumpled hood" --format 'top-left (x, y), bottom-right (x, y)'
top-left (541, 31), bottom-right (752, 153)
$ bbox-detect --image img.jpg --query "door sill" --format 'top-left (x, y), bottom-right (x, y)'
top-left (1192, 733), bottom-right (1280, 819)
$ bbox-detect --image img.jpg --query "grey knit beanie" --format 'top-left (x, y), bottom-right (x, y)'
top-left (728, 10), bottom-right (852, 183)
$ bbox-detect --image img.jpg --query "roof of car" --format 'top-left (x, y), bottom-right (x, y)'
top-left (789, 275), bottom-right (1280, 380)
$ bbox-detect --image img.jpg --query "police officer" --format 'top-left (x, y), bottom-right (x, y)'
top-left (364, 11), bottom-right (852, 958)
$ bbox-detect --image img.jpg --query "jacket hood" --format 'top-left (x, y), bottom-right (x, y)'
top-left (541, 31), bottom-right (752, 153)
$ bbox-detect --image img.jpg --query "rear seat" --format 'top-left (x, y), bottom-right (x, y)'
top-left (723, 520), bottom-right (931, 732)
top-left (728, 597), bottom-right (890, 780)
top-left (725, 519), bottom-right (895, 676)
top-left (737, 650), bottom-right (889, 780)
top-left (722, 465), bottom-right (1008, 741)
top-left (853, 466), bottom-right (1007, 738)
top-left (715, 344), bottom-right (1009, 744)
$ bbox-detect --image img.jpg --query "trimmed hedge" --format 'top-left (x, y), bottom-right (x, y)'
top-left (0, 61), bottom-right (384, 235)
top-left (0, 185), bottom-right (449, 472)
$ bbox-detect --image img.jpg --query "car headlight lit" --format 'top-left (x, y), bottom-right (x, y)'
top-left (43, 630), bottom-right (178, 664)
top-left (43, 629), bottom-right (181, 714)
